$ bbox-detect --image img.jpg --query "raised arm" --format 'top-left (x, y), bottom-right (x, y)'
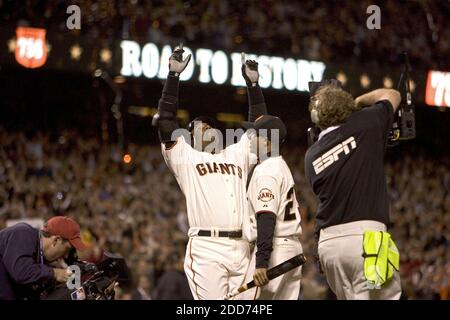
top-left (354, 88), bottom-right (401, 113)
top-left (153, 44), bottom-right (191, 145)
top-left (241, 53), bottom-right (267, 122)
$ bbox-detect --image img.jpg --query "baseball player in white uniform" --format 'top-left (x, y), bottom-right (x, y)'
top-left (242, 115), bottom-right (303, 300)
top-left (153, 46), bottom-right (268, 300)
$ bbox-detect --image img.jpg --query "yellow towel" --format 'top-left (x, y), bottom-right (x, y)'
top-left (363, 231), bottom-right (400, 289)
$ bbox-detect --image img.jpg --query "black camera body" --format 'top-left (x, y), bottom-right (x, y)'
top-left (387, 97), bottom-right (416, 147)
top-left (41, 251), bottom-right (130, 300)
top-left (400, 106), bottom-right (416, 139)
top-left (387, 53), bottom-right (416, 147)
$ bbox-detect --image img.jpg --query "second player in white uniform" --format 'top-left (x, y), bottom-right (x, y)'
top-left (243, 116), bottom-right (303, 300)
top-left (154, 47), bottom-right (268, 299)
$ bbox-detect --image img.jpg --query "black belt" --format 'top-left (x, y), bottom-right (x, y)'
top-left (197, 230), bottom-right (242, 239)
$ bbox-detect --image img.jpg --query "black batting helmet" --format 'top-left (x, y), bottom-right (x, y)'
top-left (187, 116), bottom-right (217, 132)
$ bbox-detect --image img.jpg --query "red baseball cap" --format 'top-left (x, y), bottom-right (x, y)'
top-left (42, 216), bottom-right (88, 251)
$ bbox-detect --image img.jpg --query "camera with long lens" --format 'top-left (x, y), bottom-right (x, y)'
top-left (40, 250), bottom-right (131, 300)
top-left (387, 101), bottom-right (416, 147)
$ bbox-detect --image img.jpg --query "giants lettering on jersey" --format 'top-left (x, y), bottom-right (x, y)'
top-left (257, 188), bottom-right (275, 202)
top-left (312, 136), bottom-right (357, 175)
top-left (196, 162), bottom-right (243, 179)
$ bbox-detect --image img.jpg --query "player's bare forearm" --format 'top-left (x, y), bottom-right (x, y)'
top-left (355, 88), bottom-right (401, 112)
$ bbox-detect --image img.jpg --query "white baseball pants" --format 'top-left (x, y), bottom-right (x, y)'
top-left (184, 236), bottom-right (250, 300)
top-left (318, 220), bottom-right (402, 300)
top-left (242, 236), bottom-right (303, 300)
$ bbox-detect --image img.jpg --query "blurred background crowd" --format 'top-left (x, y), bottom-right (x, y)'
top-left (0, 128), bottom-right (448, 299)
top-left (1, 0), bottom-right (449, 69)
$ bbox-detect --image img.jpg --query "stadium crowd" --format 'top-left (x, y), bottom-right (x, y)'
top-left (0, 128), bottom-right (448, 299)
top-left (1, 0), bottom-right (449, 69)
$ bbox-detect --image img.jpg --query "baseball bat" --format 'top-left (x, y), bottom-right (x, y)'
top-left (223, 253), bottom-right (307, 300)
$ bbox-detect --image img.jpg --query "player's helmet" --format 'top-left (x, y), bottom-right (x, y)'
top-left (242, 115), bottom-right (287, 144)
top-left (187, 116), bottom-right (217, 132)
top-left (187, 116), bottom-right (218, 151)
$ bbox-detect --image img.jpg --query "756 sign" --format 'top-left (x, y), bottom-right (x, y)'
top-left (15, 27), bottom-right (48, 68)
top-left (425, 70), bottom-right (450, 108)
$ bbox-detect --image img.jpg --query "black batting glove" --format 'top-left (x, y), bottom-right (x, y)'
top-left (169, 43), bottom-right (191, 77)
top-left (241, 52), bottom-right (259, 87)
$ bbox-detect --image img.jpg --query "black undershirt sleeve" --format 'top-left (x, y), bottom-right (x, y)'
top-left (158, 74), bottom-right (180, 143)
top-left (255, 212), bottom-right (276, 269)
top-left (247, 85), bottom-right (268, 122)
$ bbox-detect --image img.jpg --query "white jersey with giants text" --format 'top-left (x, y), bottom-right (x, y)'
top-left (162, 132), bottom-right (256, 300)
top-left (246, 155), bottom-right (302, 241)
top-left (162, 133), bottom-right (255, 234)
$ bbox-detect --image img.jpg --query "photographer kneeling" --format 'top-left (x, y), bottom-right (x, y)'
top-left (0, 216), bottom-right (88, 300)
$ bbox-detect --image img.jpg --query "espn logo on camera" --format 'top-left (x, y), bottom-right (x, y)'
top-left (425, 70), bottom-right (450, 108)
top-left (312, 137), bottom-right (357, 175)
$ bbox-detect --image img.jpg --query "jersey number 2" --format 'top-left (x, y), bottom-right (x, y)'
top-left (284, 187), bottom-right (296, 221)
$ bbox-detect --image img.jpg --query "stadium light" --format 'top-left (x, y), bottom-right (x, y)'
top-left (70, 44), bottom-right (82, 60)
top-left (336, 72), bottom-right (347, 86)
top-left (100, 48), bottom-right (112, 63)
top-left (360, 74), bottom-right (370, 88)
top-left (383, 76), bottom-right (393, 88)
top-left (123, 153), bottom-right (132, 164)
